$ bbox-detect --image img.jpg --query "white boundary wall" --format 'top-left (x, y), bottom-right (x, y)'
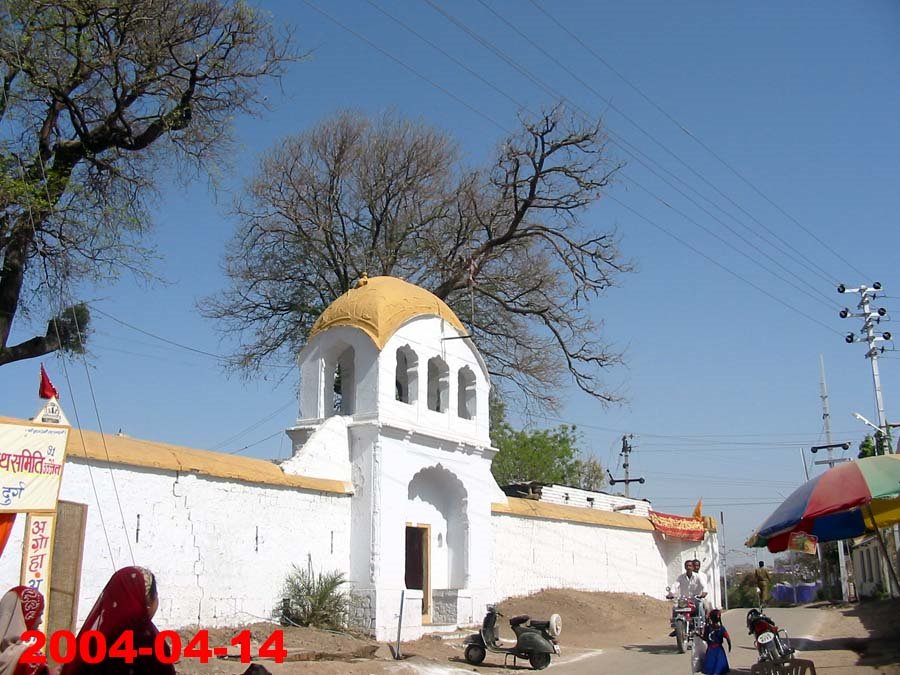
top-left (0, 458), bottom-right (718, 632)
top-left (0, 458), bottom-right (352, 630)
top-left (490, 512), bottom-right (721, 609)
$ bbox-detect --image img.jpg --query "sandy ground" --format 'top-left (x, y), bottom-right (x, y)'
top-left (791, 599), bottom-right (900, 674)
top-left (172, 589), bottom-right (670, 674)
top-left (170, 593), bottom-right (900, 675)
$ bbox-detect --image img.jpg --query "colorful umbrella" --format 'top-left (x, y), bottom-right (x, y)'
top-left (746, 454), bottom-right (900, 552)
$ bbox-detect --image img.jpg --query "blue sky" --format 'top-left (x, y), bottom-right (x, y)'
top-left (2, 1), bottom-right (899, 565)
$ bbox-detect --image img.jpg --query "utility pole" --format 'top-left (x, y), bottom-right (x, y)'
top-left (720, 510), bottom-right (729, 611)
top-left (839, 281), bottom-right (899, 597)
top-left (607, 434), bottom-right (645, 498)
top-left (838, 282), bottom-right (893, 452)
top-left (818, 356), bottom-right (850, 602)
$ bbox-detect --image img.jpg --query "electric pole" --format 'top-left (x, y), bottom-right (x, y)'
top-left (839, 281), bottom-right (899, 597)
top-left (818, 356), bottom-right (850, 602)
top-left (607, 434), bottom-right (645, 498)
top-left (838, 282), bottom-right (893, 453)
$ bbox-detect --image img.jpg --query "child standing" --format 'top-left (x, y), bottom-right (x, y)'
top-left (702, 609), bottom-right (732, 675)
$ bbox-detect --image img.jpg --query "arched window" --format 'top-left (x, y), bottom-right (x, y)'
top-left (427, 357), bottom-right (449, 413)
top-left (330, 347), bottom-right (355, 415)
top-left (457, 367), bottom-right (476, 419)
top-left (395, 346), bottom-right (418, 405)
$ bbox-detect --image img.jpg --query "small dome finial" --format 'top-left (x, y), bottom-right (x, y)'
top-left (356, 273), bottom-right (369, 288)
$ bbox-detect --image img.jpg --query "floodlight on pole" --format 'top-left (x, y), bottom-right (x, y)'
top-left (853, 412), bottom-right (882, 435)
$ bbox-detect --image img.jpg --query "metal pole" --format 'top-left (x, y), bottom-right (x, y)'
top-left (395, 590), bottom-right (405, 659)
top-left (859, 289), bottom-right (900, 592)
top-left (800, 447), bottom-right (810, 481)
top-left (622, 435), bottom-right (631, 498)
top-left (858, 292), bottom-right (890, 441)
top-left (820, 356), bottom-right (849, 602)
top-left (720, 510), bottom-right (728, 611)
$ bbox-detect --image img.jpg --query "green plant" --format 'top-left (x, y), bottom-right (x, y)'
top-left (280, 566), bottom-right (349, 629)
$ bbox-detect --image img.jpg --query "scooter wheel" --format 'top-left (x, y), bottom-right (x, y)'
top-left (464, 644), bottom-right (486, 665)
top-left (529, 652), bottom-right (551, 670)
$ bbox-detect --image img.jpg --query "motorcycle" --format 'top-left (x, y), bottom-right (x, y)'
top-left (463, 605), bottom-right (561, 670)
top-left (746, 606), bottom-right (794, 663)
top-left (666, 586), bottom-right (705, 654)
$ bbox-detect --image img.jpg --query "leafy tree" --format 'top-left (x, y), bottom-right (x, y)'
top-left (0, 0), bottom-right (295, 366)
top-left (489, 397), bottom-right (602, 487)
top-left (858, 434), bottom-right (877, 458)
top-left (206, 107), bottom-right (629, 409)
top-left (491, 421), bottom-right (581, 486)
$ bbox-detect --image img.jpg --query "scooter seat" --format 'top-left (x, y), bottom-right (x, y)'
top-left (509, 615), bottom-right (530, 627)
top-left (530, 619), bottom-right (550, 631)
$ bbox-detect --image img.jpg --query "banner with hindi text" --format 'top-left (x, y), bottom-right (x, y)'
top-left (20, 512), bottom-right (55, 629)
top-left (648, 510), bottom-right (706, 541)
top-left (0, 423), bottom-right (68, 512)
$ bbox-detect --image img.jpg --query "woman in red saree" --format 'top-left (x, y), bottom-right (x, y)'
top-left (0, 586), bottom-right (49, 675)
top-left (60, 567), bottom-right (174, 675)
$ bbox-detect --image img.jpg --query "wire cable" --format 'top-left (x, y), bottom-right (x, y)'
top-left (419, 0), bottom-right (844, 318)
top-left (470, 0), bottom-right (843, 299)
top-left (527, 0), bottom-right (867, 280)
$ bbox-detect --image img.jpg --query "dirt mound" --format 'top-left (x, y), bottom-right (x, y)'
top-left (172, 589), bottom-right (675, 673)
top-left (496, 588), bottom-right (671, 648)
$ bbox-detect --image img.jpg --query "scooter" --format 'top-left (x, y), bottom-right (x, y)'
top-left (464, 605), bottom-right (561, 670)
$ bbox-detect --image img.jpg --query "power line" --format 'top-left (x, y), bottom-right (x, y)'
top-left (363, 0), bottom-right (526, 110)
top-left (91, 306), bottom-right (292, 369)
top-left (419, 0), bottom-right (844, 326)
top-left (526, 0), bottom-right (866, 281)
top-left (473, 0), bottom-right (843, 289)
top-left (223, 430), bottom-right (284, 455)
top-left (299, 0), bottom-right (851, 343)
top-left (211, 401), bottom-right (295, 451)
top-left (302, 0), bottom-right (507, 133)
top-left (607, 194), bottom-right (844, 337)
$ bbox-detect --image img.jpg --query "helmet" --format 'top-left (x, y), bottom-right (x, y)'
top-left (746, 609), bottom-right (761, 628)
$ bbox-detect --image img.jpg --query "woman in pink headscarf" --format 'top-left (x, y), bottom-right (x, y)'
top-left (60, 567), bottom-right (174, 675)
top-left (0, 586), bottom-right (50, 675)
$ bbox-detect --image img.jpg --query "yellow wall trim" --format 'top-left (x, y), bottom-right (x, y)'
top-left (0, 416), bottom-right (351, 495)
top-left (492, 497), bottom-right (655, 532)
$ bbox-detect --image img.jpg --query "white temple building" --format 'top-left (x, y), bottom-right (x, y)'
top-left (0, 275), bottom-right (719, 640)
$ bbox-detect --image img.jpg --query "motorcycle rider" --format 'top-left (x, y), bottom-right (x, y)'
top-left (668, 559), bottom-right (707, 635)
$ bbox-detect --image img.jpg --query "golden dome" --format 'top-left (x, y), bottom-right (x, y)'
top-left (308, 275), bottom-right (467, 350)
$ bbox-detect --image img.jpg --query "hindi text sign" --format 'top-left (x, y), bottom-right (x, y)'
top-left (0, 423), bottom-right (68, 513)
top-left (20, 512), bottom-right (55, 629)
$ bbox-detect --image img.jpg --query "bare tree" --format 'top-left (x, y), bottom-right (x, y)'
top-left (0, 0), bottom-right (296, 366)
top-left (206, 107), bottom-right (630, 409)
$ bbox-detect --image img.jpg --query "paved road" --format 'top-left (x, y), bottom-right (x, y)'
top-left (548, 607), bottom-right (825, 674)
top-left (408, 607), bottom-right (872, 674)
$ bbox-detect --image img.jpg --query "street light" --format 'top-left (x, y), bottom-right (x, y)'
top-left (853, 412), bottom-right (881, 434)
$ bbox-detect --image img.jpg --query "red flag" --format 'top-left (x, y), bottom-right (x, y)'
top-left (39, 364), bottom-right (59, 399)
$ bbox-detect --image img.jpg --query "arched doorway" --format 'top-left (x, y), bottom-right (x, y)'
top-left (406, 465), bottom-right (468, 623)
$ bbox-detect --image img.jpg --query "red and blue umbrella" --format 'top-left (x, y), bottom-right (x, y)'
top-left (747, 454), bottom-right (900, 552)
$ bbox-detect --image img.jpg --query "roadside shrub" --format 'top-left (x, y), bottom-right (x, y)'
top-left (280, 566), bottom-right (349, 629)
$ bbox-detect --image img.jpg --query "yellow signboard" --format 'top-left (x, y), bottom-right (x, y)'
top-left (0, 423), bottom-right (68, 512)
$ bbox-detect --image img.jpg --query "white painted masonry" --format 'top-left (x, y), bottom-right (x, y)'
top-left (0, 457), bottom-right (351, 629)
top-left (0, 276), bottom-right (719, 641)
